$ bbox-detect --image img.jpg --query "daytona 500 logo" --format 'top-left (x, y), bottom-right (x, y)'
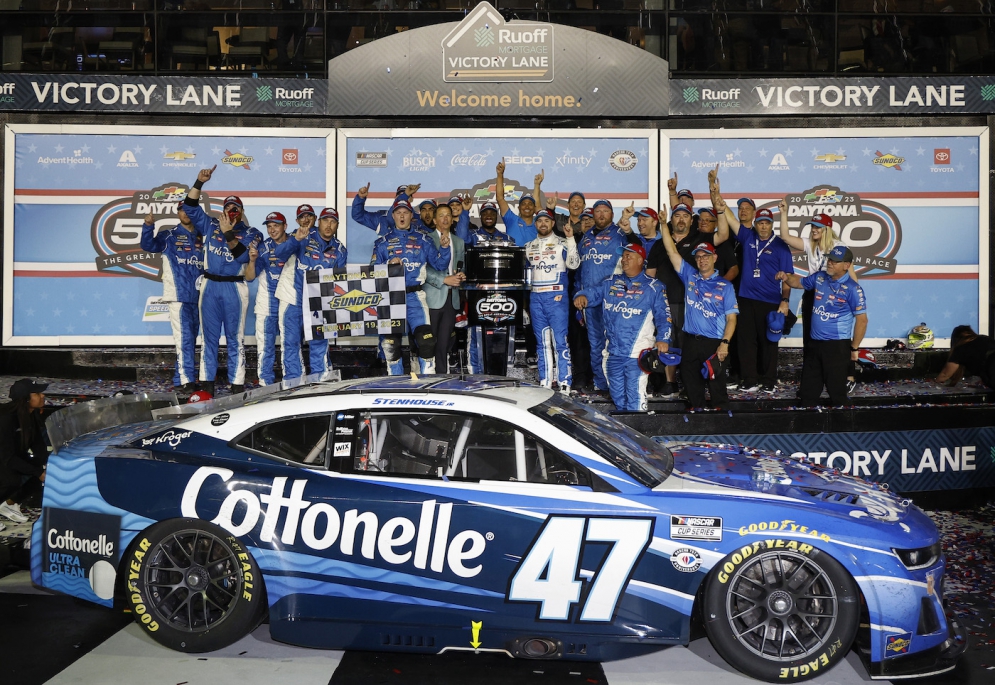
top-left (181, 467), bottom-right (487, 578)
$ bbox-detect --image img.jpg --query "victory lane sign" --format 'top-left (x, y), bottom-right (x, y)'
top-left (304, 264), bottom-right (407, 340)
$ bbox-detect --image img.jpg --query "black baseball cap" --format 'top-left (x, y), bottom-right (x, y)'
top-left (9, 378), bottom-right (48, 401)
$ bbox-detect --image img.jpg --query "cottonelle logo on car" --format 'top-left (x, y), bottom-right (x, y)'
top-left (442, 2), bottom-right (553, 83)
top-left (43, 507), bottom-right (121, 602)
top-left (91, 183), bottom-right (206, 281)
top-left (776, 185), bottom-right (901, 277)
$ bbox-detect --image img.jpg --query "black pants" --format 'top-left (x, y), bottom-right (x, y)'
top-left (429, 304), bottom-right (458, 373)
top-left (681, 334), bottom-right (729, 409)
top-left (737, 296), bottom-right (779, 385)
top-left (800, 339), bottom-right (851, 406)
top-left (568, 303), bottom-right (592, 389)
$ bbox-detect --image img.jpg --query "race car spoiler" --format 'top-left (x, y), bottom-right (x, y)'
top-left (45, 393), bottom-right (179, 454)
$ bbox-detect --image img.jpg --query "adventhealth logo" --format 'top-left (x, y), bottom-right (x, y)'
top-left (474, 26), bottom-right (494, 47)
top-left (256, 85), bottom-right (273, 102)
top-left (683, 87), bottom-right (699, 103)
top-left (981, 84), bottom-right (995, 101)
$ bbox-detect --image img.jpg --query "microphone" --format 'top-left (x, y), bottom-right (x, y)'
top-left (456, 260), bottom-right (464, 272)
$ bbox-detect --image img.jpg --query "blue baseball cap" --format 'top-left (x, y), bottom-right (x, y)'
top-left (534, 209), bottom-right (555, 222)
top-left (737, 197), bottom-right (756, 208)
top-left (568, 191), bottom-right (586, 204)
top-left (698, 207), bottom-right (717, 218)
top-left (592, 199), bottom-right (613, 211)
top-left (767, 311), bottom-right (785, 343)
top-left (519, 193), bottom-right (536, 205)
top-left (392, 200), bottom-right (413, 214)
top-left (671, 203), bottom-right (693, 217)
top-left (827, 245), bottom-right (855, 263)
top-left (418, 199), bottom-right (437, 210)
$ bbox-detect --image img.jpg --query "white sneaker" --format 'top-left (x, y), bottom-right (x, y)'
top-left (0, 501), bottom-right (28, 524)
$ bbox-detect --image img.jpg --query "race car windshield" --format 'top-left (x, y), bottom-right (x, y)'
top-left (529, 393), bottom-right (673, 488)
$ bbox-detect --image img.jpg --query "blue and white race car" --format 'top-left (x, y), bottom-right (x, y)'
top-left (32, 377), bottom-right (963, 682)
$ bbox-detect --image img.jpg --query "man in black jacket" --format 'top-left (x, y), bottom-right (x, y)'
top-left (0, 379), bottom-right (49, 526)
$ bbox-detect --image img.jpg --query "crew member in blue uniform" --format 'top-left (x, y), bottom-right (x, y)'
top-left (184, 166), bottom-right (264, 396)
top-left (658, 229), bottom-right (739, 410)
top-left (274, 207), bottom-right (348, 381)
top-left (140, 201), bottom-right (204, 391)
top-left (777, 246), bottom-right (867, 406)
top-left (246, 211), bottom-right (291, 386)
top-left (577, 199), bottom-right (633, 393)
top-left (372, 200), bottom-right (452, 375)
top-left (525, 209), bottom-right (579, 391)
top-left (351, 183), bottom-right (415, 236)
top-left (574, 243), bottom-right (672, 411)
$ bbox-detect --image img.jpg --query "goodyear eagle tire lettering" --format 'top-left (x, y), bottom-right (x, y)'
top-left (702, 540), bottom-right (860, 683)
top-left (124, 518), bottom-right (267, 653)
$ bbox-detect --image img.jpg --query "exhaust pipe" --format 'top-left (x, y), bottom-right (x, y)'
top-left (519, 637), bottom-right (560, 658)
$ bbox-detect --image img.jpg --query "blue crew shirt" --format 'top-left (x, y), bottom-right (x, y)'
top-left (735, 227), bottom-right (794, 303)
top-left (802, 271), bottom-right (867, 340)
top-left (503, 208), bottom-right (537, 246)
top-left (678, 261), bottom-right (739, 339)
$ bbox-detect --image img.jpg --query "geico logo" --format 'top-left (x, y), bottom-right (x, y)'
top-left (584, 252), bottom-right (614, 265)
top-left (181, 467), bottom-right (488, 578)
top-left (498, 28), bottom-right (549, 43)
top-left (208, 244), bottom-right (234, 262)
top-left (813, 305), bottom-right (841, 321)
top-left (702, 88), bottom-right (741, 100)
top-left (687, 299), bottom-right (718, 318)
top-left (47, 528), bottom-right (115, 557)
top-left (605, 302), bottom-right (643, 319)
top-left (275, 87), bottom-right (314, 100)
top-left (477, 300), bottom-right (516, 313)
top-left (505, 156), bottom-right (543, 165)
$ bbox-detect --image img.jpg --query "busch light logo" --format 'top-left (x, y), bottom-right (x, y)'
top-left (181, 467), bottom-right (488, 578)
top-left (403, 148), bottom-right (437, 172)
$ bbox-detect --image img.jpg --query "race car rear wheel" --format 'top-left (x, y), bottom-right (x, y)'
top-left (125, 518), bottom-right (267, 653)
top-left (703, 542), bottom-right (860, 683)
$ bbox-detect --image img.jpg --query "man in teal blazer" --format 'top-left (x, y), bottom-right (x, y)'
top-left (425, 204), bottom-right (466, 373)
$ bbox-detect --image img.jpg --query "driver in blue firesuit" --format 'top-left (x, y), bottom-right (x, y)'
top-left (184, 166), bottom-right (264, 396)
top-left (246, 211), bottom-right (291, 386)
top-left (372, 200), bottom-right (452, 375)
top-left (274, 207), bottom-right (348, 382)
top-left (351, 183), bottom-right (416, 236)
top-left (140, 201), bottom-right (204, 391)
top-left (574, 243), bottom-right (672, 412)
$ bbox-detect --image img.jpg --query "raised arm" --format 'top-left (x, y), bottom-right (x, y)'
top-left (777, 197), bottom-right (803, 250)
top-left (495, 158), bottom-right (510, 217)
top-left (708, 164), bottom-right (739, 234)
top-left (533, 169), bottom-right (544, 209)
top-left (616, 202), bottom-right (635, 234)
top-left (776, 270), bottom-right (804, 289)
top-left (659, 217), bottom-right (683, 273)
top-left (140, 215), bottom-right (167, 253)
top-left (667, 172), bottom-right (679, 214)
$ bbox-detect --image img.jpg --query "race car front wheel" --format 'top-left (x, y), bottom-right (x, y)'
top-left (703, 542), bottom-right (860, 683)
top-left (125, 518), bottom-right (267, 653)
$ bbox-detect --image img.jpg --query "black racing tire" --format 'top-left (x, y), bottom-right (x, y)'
top-left (702, 540), bottom-right (860, 683)
top-left (125, 518), bottom-right (267, 653)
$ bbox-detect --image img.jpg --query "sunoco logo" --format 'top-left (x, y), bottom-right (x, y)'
top-left (90, 183), bottom-right (207, 281)
top-left (441, 1), bottom-right (553, 83)
top-left (222, 150), bottom-right (253, 170)
top-left (328, 289), bottom-right (383, 314)
top-left (872, 151), bottom-right (904, 170)
top-left (775, 185), bottom-right (901, 277)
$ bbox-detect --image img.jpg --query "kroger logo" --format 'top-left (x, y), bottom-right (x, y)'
top-left (683, 87), bottom-right (699, 103)
top-left (813, 305), bottom-right (841, 321)
top-left (181, 467), bottom-right (488, 578)
top-left (604, 302), bottom-right (643, 319)
top-left (583, 252), bottom-right (615, 266)
top-left (256, 85), bottom-right (273, 102)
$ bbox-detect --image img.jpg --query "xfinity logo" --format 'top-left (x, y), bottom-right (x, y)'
top-left (556, 153), bottom-right (592, 168)
top-left (181, 467), bottom-right (488, 578)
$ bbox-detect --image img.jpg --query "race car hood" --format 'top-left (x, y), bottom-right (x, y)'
top-left (660, 441), bottom-right (912, 523)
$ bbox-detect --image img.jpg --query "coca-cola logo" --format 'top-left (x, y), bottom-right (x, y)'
top-left (450, 152), bottom-right (491, 168)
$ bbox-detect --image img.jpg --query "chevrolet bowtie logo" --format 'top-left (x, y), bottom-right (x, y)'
top-left (815, 153), bottom-right (846, 163)
top-left (164, 151), bottom-right (196, 160)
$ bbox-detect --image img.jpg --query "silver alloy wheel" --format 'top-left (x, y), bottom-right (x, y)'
top-left (723, 550), bottom-right (839, 661)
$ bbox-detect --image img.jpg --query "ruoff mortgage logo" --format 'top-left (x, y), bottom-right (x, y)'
top-left (442, 1), bottom-right (553, 83)
top-left (685, 85), bottom-right (741, 110)
top-left (256, 85), bottom-right (273, 102)
top-left (91, 183), bottom-right (206, 281)
top-left (776, 185), bottom-right (902, 277)
top-left (980, 84), bottom-right (995, 101)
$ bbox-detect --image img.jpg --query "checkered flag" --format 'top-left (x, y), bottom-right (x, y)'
top-left (303, 263), bottom-right (406, 340)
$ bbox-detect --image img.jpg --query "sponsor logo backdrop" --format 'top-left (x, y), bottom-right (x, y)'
top-left (661, 427), bottom-right (995, 492)
top-left (6, 126), bottom-right (330, 344)
top-left (342, 131), bottom-right (656, 265)
top-left (665, 129), bottom-right (984, 342)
